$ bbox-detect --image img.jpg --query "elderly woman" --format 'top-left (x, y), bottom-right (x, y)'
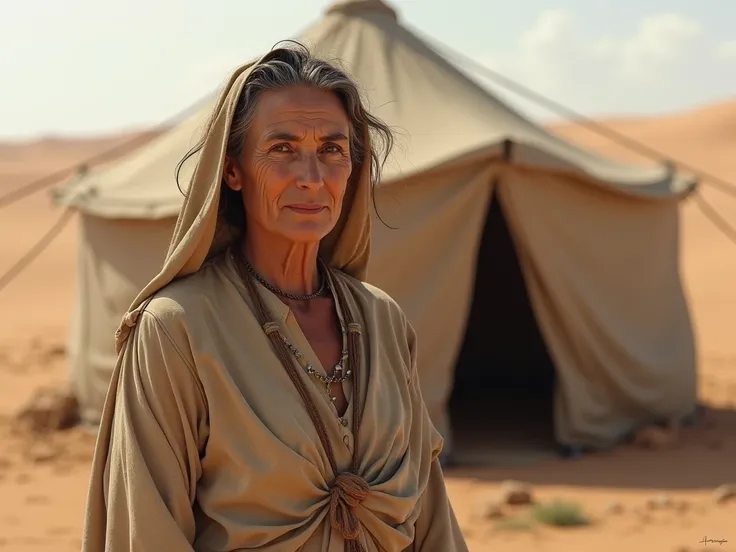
top-left (81, 43), bottom-right (468, 552)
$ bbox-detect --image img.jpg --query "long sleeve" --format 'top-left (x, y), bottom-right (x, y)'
top-left (404, 319), bottom-right (470, 552)
top-left (407, 458), bottom-right (468, 551)
top-left (82, 308), bottom-right (208, 552)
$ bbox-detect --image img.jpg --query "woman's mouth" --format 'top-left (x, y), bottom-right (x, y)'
top-left (286, 204), bottom-right (327, 214)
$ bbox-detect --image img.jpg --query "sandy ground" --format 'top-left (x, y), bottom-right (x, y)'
top-left (2, 100), bottom-right (736, 551)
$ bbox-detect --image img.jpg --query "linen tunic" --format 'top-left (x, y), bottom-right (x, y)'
top-left (82, 254), bottom-right (467, 551)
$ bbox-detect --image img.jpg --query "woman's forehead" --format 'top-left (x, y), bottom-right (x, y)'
top-left (253, 87), bottom-right (349, 131)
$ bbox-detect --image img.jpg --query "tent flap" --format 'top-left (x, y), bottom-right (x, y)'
top-left (496, 170), bottom-right (697, 447)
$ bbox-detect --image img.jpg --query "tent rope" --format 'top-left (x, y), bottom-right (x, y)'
top-left (0, 91), bottom-right (217, 210)
top-left (0, 207), bottom-right (75, 294)
top-left (415, 26), bottom-right (736, 201)
top-left (691, 189), bottom-right (736, 248)
top-left (0, 135), bottom-right (153, 210)
top-left (414, 28), bottom-right (736, 248)
top-left (0, 91), bottom-right (217, 296)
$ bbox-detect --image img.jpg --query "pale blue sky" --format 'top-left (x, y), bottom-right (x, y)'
top-left (1, 0), bottom-right (734, 139)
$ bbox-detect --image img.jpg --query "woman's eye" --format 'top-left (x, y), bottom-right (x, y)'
top-left (270, 144), bottom-right (292, 153)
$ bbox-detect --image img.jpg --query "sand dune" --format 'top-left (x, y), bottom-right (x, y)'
top-left (550, 98), bottom-right (736, 180)
top-left (1, 101), bottom-right (736, 551)
top-left (0, 130), bottom-right (162, 174)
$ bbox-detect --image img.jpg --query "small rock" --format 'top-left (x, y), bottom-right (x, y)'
top-left (646, 494), bottom-right (673, 510)
top-left (13, 387), bottom-right (79, 433)
top-left (499, 480), bottom-right (534, 505)
top-left (676, 501), bottom-right (691, 514)
top-left (674, 546), bottom-right (691, 552)
top-left (26, 441), bottom-right (59, 463)
top-left (713, 484), bottom-right (736, 504)
top-left (633, 425), bottom-right (677, 449)
top-left (605, 501), bottom-right (624, 515)
top-left (44, 344), bottom-right (66, 358)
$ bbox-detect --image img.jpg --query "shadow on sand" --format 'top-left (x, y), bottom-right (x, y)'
top-left (444, 404), bottom-right (736, 491)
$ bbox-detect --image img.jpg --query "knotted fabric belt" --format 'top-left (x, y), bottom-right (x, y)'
top-left (329, 472), bottom-right (371, 548)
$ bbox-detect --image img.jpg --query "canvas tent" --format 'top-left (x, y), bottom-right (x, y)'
top-left (54, 0), bottom-right (698, 463)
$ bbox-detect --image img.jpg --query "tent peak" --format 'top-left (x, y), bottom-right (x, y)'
top-left (326, 0), bottom-right (398, 19)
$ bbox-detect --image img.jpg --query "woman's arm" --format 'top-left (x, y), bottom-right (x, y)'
top-left (82, 308), bottom-right (208, 552)
top-left (407, 457), bottom-right (467, 551)
top-left (404, 320), bottom-right (469, 552)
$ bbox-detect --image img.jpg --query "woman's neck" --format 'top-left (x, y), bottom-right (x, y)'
top-left (241, 232), bottom-right (321, 297)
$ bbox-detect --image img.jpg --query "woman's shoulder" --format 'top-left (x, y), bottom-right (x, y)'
top-left (331, 270), bottom-right (409, 327)
top-left (142, 256), bottom-right (228, 322)
top-left (332, 270), bottom-right (400, 304)
top-left (126, 262), bottom-right (226, 364)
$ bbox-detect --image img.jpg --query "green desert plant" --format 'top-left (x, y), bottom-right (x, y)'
top-left (531, 500), bottom-right (590, 527)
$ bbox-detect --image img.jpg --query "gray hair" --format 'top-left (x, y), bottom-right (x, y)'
top-left (176, 41), bottom-right (394, 230)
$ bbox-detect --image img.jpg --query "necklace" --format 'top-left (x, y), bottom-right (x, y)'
top-left (241, 255), bottom-right (329, 301)
top-left (232, 248), bottom-right (352, 411)
top-left (277, 327), bottom-right (352, 409)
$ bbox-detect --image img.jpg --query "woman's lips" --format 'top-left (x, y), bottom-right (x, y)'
top-left (285, 205), bottom-right (327, 214)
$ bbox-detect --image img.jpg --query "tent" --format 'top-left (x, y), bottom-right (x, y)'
top-left (54, 0), bottom-right (698, 463)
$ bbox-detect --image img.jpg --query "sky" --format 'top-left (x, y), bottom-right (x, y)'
top-left (0, 0), bottom-right (734, 140)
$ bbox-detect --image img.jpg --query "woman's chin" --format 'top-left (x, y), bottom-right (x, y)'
top-left (278, 222), bottom-right (335, 244)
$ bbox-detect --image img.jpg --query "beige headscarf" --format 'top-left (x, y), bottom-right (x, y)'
top-left (114, 51), bottom-right (373, 352)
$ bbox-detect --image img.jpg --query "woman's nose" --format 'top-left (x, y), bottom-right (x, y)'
top-left (297, 152), bottom-right (324, 189)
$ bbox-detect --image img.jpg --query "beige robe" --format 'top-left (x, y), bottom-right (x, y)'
top-left (83, 254), bottom-right (466, 551)
top-left (80, 52), bottom-right (468, 552)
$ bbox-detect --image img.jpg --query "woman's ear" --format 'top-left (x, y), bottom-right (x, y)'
top-left (223, 156), bottom-right (243, 191)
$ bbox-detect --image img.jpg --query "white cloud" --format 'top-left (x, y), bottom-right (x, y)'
top-left (471, 11), bottom-right (736, 121)
top-left (600, 14), bottom-right (702, 79)
top-left (514, 10), bottom-right (580, 93)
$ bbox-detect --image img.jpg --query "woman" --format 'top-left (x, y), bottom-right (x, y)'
top-left (81, 43), bottom-right (468, 552)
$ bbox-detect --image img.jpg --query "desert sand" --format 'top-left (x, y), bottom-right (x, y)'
top-left (1, 100), bottom-right (736, 551)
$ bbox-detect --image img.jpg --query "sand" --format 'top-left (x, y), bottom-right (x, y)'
top-left (1, 100), bottom-right (736, 551)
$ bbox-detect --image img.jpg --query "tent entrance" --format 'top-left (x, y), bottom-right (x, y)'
top-left (447, 191), bottom-right (559, 466)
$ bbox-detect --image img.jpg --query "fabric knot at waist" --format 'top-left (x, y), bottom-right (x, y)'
top-left (329, 472), bottom-right (370, 548)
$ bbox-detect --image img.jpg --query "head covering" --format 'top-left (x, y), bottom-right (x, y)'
top-left (114, 50), bottom-right (374, 351)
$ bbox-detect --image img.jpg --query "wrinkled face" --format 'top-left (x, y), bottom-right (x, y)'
top-left (223, 85), bottom-right (353, 243)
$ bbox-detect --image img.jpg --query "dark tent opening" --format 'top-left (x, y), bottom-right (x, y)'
top-left (447, 191), bottom-right (559, 466)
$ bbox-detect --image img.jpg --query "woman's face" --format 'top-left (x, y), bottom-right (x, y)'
top-left (224, 85), bottom-right (353, 244)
